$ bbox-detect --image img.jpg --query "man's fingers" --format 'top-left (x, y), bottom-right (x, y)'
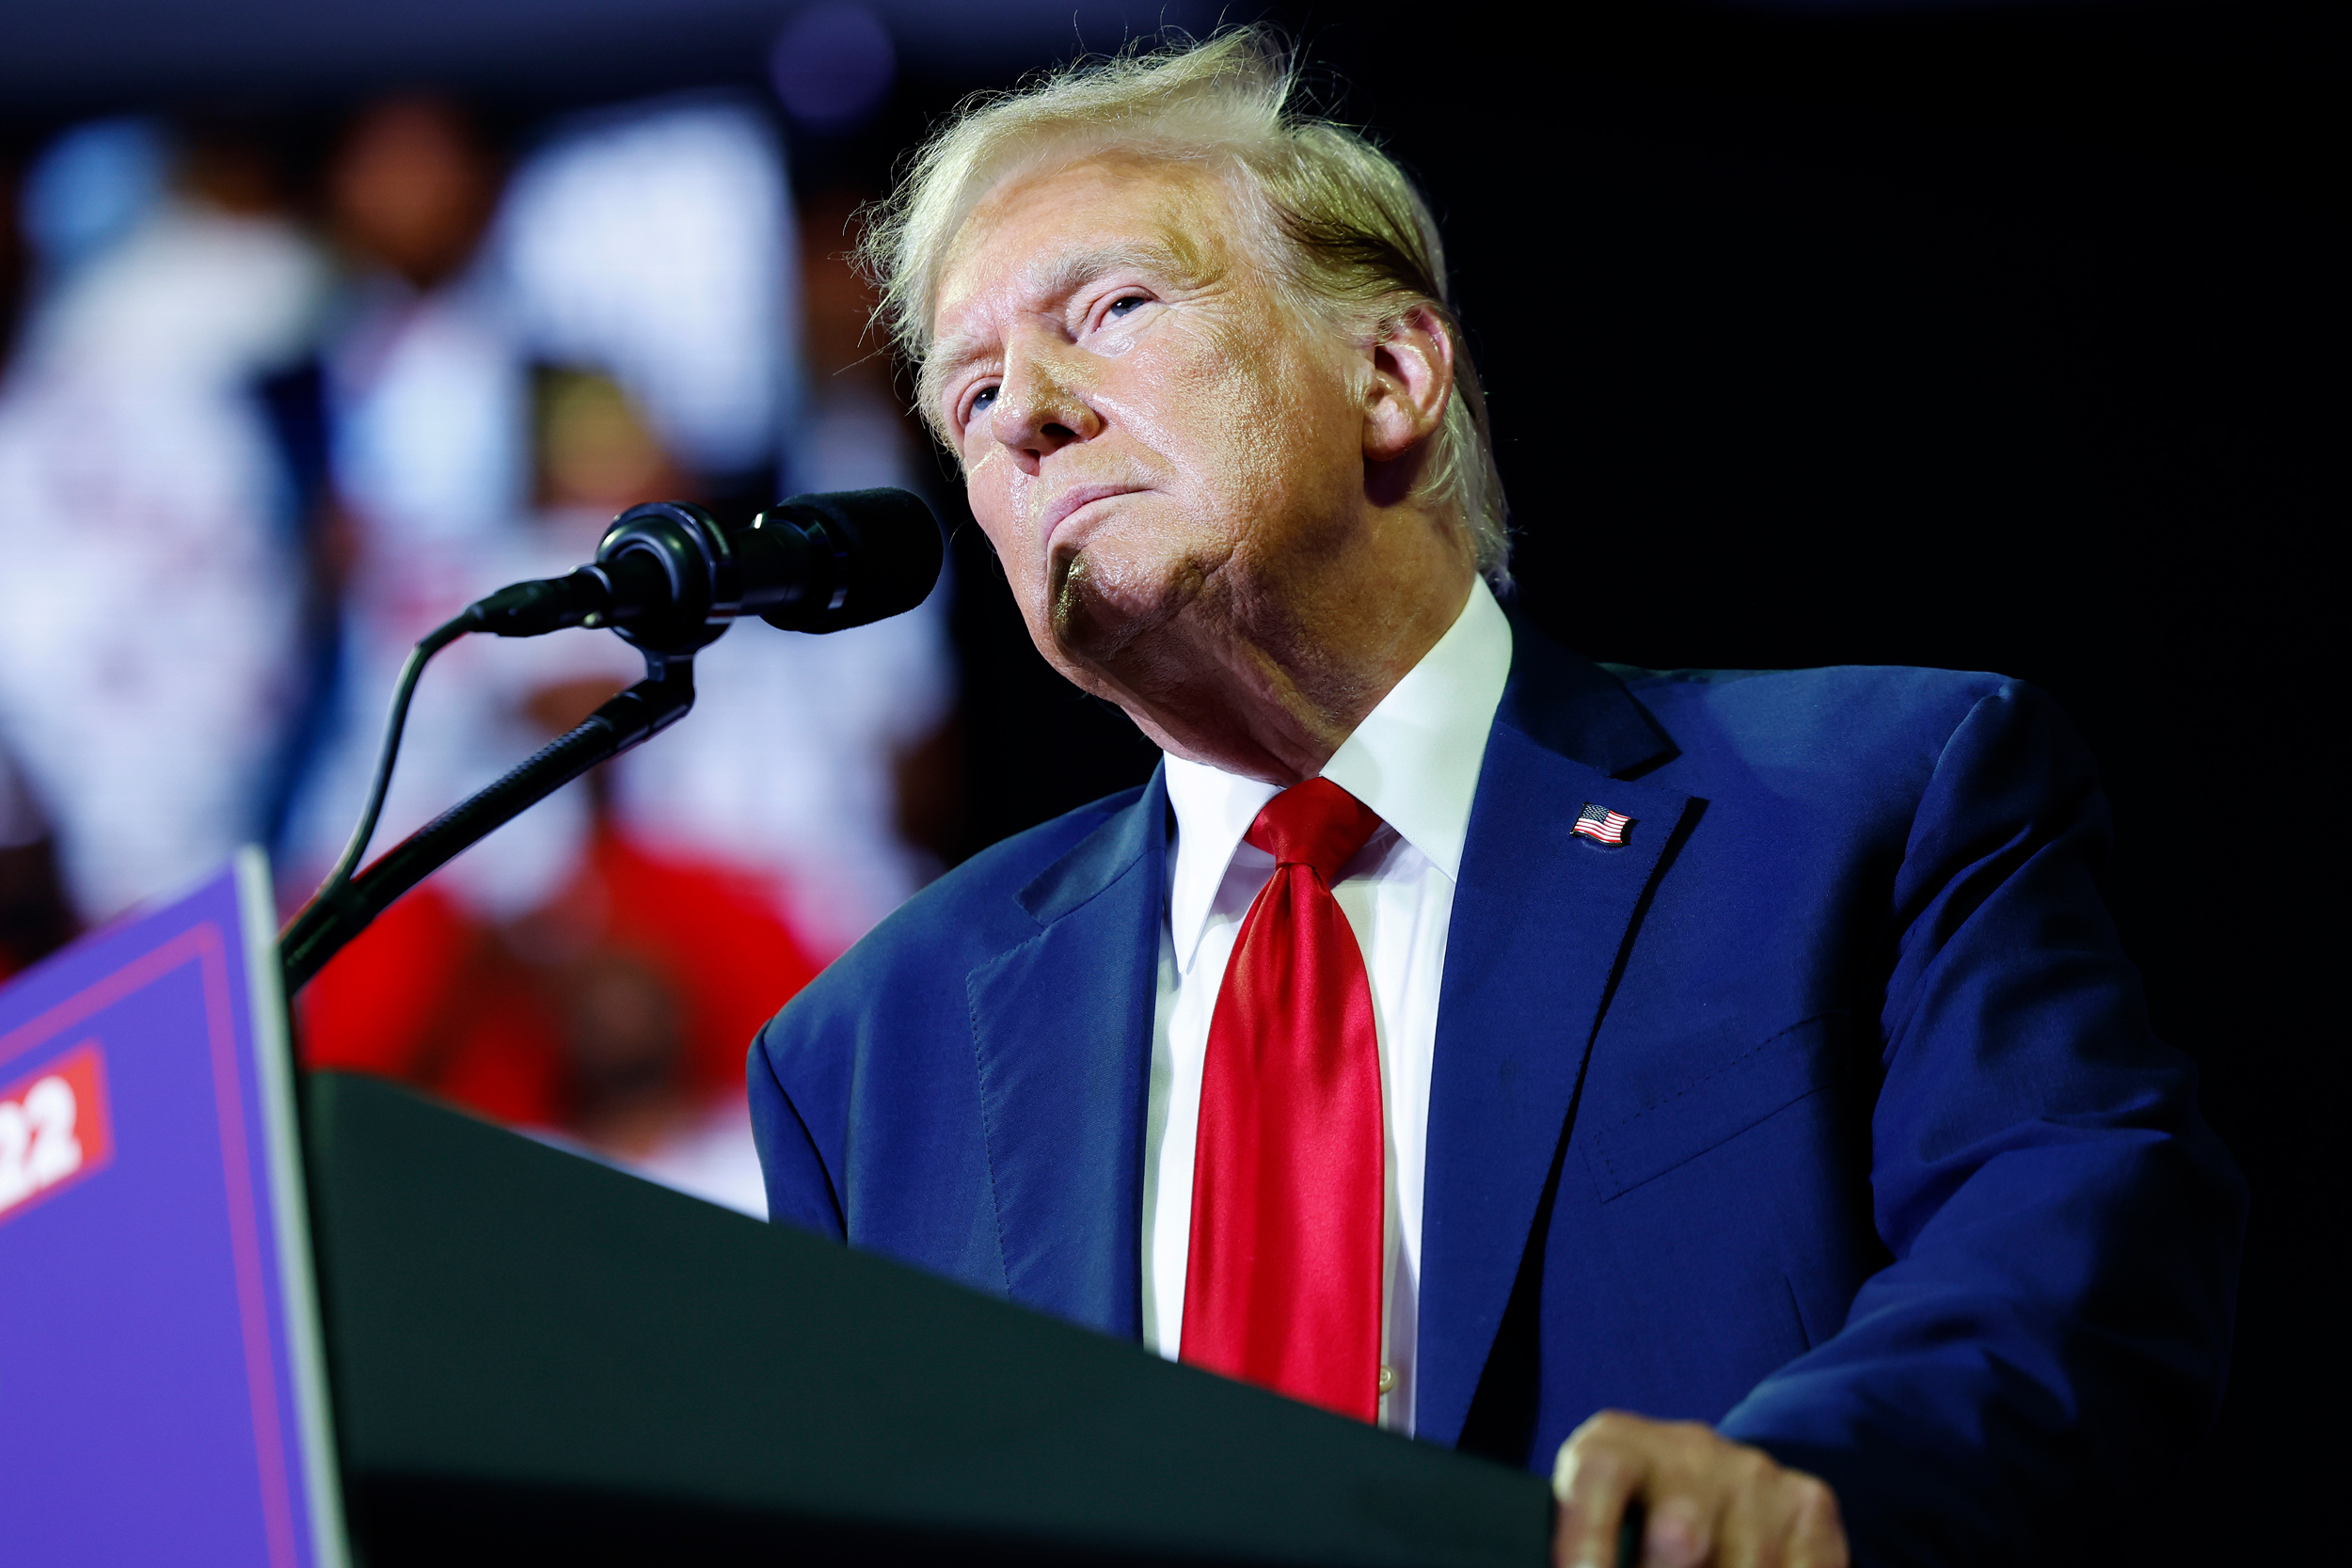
top-left (1551, 1416), bottom-right (1850, 1568)
top-left (1780, 1471), bottom-right (1849, 1568)
top-left (1641, 1492), bottom-right (1717, 1568)
top-left (1716, 1460), bottom-right (1845, 1568)
top-left (1708, 1450), bottom-right (1780, 1568)
top-left (1553, 1414), bottom-right (1651, 1568)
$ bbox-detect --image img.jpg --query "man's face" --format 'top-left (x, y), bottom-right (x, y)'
top-left (930, 156), bottom-right (1372, 703)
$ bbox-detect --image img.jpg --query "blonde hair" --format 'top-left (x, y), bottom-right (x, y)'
top-left (856, 26), bottom-right (1512, 585)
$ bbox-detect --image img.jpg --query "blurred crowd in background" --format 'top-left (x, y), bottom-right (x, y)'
top-left (0, 72), bottom-right (956, 1215)
top-left (0, 5), bottom-right (2321, 1554)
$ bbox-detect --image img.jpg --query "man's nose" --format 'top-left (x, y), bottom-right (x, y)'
top-left (987, 343), bottom-right (1102, 463)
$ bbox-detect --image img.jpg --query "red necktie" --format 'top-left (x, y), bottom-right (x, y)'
top-left (1180, 777), bottom-right (1386, 1422)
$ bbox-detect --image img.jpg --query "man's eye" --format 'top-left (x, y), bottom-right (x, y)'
top-left (967, 385), bottom-right (998, 420)
top-left (1105, 295), bottom-right (1146, 318)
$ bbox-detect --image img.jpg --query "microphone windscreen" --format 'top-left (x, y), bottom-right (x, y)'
top-left (758, 487), bottom-right (944, 634)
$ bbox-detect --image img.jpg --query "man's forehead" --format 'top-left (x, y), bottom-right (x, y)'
top-left (931, 161), bottom-right (1226, 355)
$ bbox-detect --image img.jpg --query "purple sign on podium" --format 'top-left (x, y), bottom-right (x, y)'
top-left (0, 851), bottom-right (346, 1567)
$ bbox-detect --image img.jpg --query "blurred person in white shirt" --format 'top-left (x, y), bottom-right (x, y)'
top-left (278, 97), bottom-right (595, 925)
top-left (493, 105), bottom-right (954, 961)
top-left (0, 119), bottom-right (326, 923)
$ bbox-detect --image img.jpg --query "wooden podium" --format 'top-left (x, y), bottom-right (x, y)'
top-left (304, 1069), bottom-right (1551, 1565)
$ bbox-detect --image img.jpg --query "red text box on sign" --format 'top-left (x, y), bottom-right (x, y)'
top-left (0, 1040), bottom-right (115, 1226)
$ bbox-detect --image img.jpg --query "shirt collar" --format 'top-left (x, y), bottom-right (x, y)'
top-left (1162, 578), bottom-right (1514, 970)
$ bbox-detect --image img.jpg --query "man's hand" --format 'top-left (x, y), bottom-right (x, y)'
top-left (1551, 1412), bottom-right (1848, 1568)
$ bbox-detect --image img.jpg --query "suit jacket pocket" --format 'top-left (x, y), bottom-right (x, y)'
top-left (1583, 1011), bottom-right (1851, 1202)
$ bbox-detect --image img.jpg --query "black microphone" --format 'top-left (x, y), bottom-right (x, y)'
top-left (462, 486), bottom-right (945, 654)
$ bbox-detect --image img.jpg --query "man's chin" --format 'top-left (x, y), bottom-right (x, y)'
top-left (1046, 549), bottom-right (1209, 670)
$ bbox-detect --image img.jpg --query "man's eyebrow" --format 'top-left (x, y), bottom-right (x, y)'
top-left (930, 237), bottom-right (1204, 386)
top-left (1032, 237), bottom-right (1201, 307)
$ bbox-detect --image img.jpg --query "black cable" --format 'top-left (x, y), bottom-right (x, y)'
top-left (287, 613), bottom-right (468, 934)
top-left (278, 655), bottom-right (696, 997)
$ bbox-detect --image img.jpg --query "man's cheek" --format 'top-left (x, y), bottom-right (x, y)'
top-left (964, 473), bottom-right (1033, 568)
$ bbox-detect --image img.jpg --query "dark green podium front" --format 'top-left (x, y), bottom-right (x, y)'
top-left (301, 1071), bottom-right (1549, 1565)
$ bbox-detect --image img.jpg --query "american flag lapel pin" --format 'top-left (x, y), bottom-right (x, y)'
top-left (1573, 802), bottom-right (1633, 846)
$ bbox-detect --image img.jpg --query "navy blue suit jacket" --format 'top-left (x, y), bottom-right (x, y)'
top-left (750, 621), bottom-right (2244, 1564)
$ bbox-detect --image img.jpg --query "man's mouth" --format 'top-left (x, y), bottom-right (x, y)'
top-left (1039, 484), bottom-right (1143, 554)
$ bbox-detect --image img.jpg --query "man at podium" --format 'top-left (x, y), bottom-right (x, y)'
top-left (749, 28), bottom-right (2242, 1567)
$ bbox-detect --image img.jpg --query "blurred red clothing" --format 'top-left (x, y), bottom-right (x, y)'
top-left (298, 827), bottom-right (821, 1128)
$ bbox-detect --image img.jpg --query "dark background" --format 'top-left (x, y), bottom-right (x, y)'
top-left (946, 7), bottom-right (2339, 1560)
top-left (4, 0), bottom-right (2335, 1560)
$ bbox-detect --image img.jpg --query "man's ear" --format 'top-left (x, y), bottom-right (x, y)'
top-left (1362, 302), bottom-right (1455, 463)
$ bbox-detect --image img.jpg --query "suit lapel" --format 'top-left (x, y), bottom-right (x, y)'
top-left (966, 768), bottom-right (1168, 1339)
top-left (1417, 625), bottom-right (1692, 1447)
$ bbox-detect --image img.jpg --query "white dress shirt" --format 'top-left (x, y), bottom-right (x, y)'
top-left (1141, 578), bottom-right (1514, 1433)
